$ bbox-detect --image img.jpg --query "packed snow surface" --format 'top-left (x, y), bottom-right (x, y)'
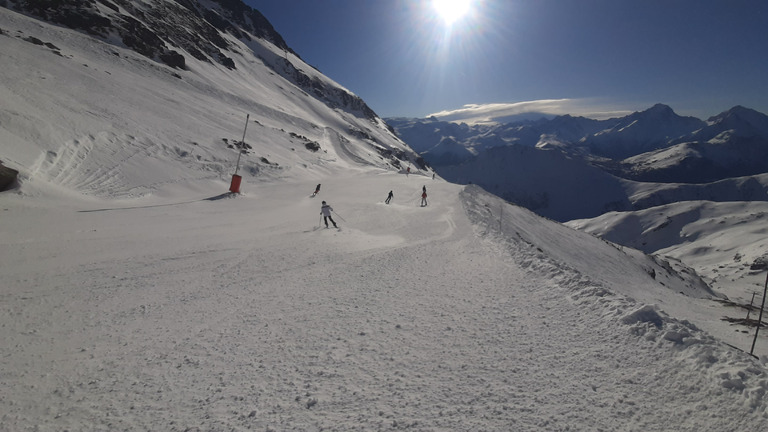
top-left (2, 174), bottom-right (768, 431)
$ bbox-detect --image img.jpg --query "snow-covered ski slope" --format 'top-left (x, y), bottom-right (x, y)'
top-left (3, 171), bottom-right (768, 431)
top-left (1, 5), bottom-right (767, 431)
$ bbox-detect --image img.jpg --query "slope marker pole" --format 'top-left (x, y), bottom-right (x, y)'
top-left (746, 292), bottom-right (756, 321)
top-left (234, 113), bottom-right (249, 176)
top-left (749, 272), bottom-right (768, 357)
top-left (229, 113), bottom-right (249, 193)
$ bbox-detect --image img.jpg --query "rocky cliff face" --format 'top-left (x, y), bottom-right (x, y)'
top-left (5, 0), bottom-right (288, 69)
top-left (3, 0), bottom-right (379, 121)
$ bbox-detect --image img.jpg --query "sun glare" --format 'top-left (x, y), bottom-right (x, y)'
top-left (432, 0), bottom-right (472, 25)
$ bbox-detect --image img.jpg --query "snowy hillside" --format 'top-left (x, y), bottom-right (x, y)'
top-left (583, 104), bottom-right (706, 159)
top-left (2, 2), bottom-right (768, 430)
top-left (0, 3), bottom-right (423, 198)
top-left (625, 172), bottom-right (768, 211)
top-left (567, 200), bottom-right (768, 305)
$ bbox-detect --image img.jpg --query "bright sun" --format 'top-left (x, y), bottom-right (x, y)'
top-left (432, 0), bottom-right (472, 25)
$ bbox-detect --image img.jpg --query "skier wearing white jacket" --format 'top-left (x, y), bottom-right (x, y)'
top-left (320, 201), bottom-right (338, 228)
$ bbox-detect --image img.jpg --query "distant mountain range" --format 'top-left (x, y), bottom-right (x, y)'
top-left (387, 104), bottom-right (768, 221)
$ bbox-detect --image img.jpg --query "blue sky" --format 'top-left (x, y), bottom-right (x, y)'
top-left (246, 0), bottom-right (768, 121)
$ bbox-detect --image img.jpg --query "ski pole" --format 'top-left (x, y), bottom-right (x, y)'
top-left (332, 211), bottom-right (347, 222)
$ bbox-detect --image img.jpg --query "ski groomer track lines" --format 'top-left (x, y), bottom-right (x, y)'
top-left (33, 132), bottom-right (156, 198)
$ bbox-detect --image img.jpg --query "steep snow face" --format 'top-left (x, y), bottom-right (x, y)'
top-left (0, 6), bottom-right (420, 199)
top-left (625, 142), bottom-right (703, 170)
top-left (624, 173), bottom-right (768, 209)
top-left (583, 104), bottom-right (706, 159)
top-left (624, 135), bottom-right (768, 183)
top-left (461, 185), bottom-right (717, 301)
top-left (703, 105), bottom-right (768, 140)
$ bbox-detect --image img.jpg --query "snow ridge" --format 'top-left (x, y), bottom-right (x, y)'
top-left (461, 186), bottom-right (768, 425)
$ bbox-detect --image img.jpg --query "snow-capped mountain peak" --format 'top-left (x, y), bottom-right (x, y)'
top-left (706, 105), bottom-right (768, 137)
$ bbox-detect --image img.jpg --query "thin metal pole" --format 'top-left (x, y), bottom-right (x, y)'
top-left (332, 211), bottom-right (347, 222)
top-left (750, 272), bottom-right (768, 357)
top-left (747, 292), bottom-right (756, 321)
top-left (500, 204), bottom-right (503, 234)
top-left (234, 114), bottom-right (249, 176)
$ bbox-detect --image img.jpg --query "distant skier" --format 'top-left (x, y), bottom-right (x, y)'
top-left (320, 201), bottom-right (338, 228)
top-left (312, 183), bottom-right (321, 197)
top-left (406, 167), bottom-right (410, 176)
top-left (421, 191), bottom-right (428, 207)
top-left (385, 190), bottom-right (393, 204)
top-left (422, 185), bottom-right (426, 193)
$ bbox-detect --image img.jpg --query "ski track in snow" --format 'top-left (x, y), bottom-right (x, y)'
top-left (1, 173), bottom-right (767, 431)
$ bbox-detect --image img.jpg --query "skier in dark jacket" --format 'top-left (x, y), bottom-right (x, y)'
top-left (312, 184), bottom-right (321, 197)
top-left (385, 190), bottom-right (393, 204)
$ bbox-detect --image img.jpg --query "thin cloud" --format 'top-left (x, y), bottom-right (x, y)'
top-left (428, 99), bottom-right (636, 124)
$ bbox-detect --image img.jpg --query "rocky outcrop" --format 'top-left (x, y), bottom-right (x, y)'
top-left (0, 161), bottom-right (19, 191)
top-left (5, 0), bottom-right (290, 70)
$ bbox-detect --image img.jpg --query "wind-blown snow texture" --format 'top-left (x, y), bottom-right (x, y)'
top-left (1, 3), bottom-right (768, 431)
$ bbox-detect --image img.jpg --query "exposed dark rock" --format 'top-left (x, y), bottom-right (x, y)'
top-left (750, 255), bottom-right (768, 271)
top-left (0, 162), bottom-right (19, 191)
top-left (13, 0), bottom-right (113, 36)
top-left (23, 35), bottom-right (44, 45)
top-left (159, 49), bottom-right (186, 69)
top-left (218, 53), bottom-right (235, 69)
top-left (7, 0), bottom-right (281, 70)
top-left (117, 15), bottom-right (165, 59)
top-left (100, 0), bottom-right (119, 12)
